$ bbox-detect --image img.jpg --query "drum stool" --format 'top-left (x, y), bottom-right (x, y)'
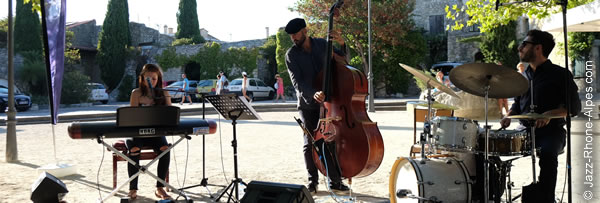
top-left (109, 140), bottom-right (169, 190)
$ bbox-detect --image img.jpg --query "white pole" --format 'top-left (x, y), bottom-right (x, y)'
top-left (6, 0), bottom-right (18, 163)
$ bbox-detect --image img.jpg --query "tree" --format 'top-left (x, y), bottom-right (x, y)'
top-left (275, 28), bottom-right (293, 87)
top-left (294, 0), bottom-right (416, 75)
top-left (14, 0), bottom-right (43, 54)
top-left (568, 32), bottom-right (600, 61)
top-left (176, 0), bottom-right (205, 44)
top-left (446, 0), bottom-right (594, 33)
top-left (260, 35), bottom-right (278, 85)
top-left (480, 20), bottom-right (519, 69)
top-left (97, 0), bottom-right (130, 91)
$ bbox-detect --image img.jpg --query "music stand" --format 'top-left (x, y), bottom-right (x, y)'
top-left (204, 94), bottom-right (261, 203)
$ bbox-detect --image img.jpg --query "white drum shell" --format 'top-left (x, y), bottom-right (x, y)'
top-left (389, 157), bottom-right (471, 203)
top-left (432, 116), bottom-right (479, 151)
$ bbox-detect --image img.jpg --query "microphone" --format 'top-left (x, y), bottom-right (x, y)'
top-left (146, 77), bottom-right (155, 99)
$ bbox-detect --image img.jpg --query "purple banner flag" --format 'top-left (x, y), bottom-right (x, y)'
top-left (41, 0), bottom-right (67, 125)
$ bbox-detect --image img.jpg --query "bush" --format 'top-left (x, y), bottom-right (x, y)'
top-left (60, 71), bottom-right (90, 104)
top-left (172, 38), bottom-right (194, 46)
top-left (17, 55), bottom-right (46, 96)
top-left (117, 75), bottom-right (135, 102)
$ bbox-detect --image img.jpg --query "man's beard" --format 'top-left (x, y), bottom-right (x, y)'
top-left (294, 34), bottom-right (306, 47)
top-left (520, 48), bottom-right (534, 62)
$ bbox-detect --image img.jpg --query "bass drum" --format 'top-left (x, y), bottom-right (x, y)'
top-left (389, 157), bottom-right (471, 203)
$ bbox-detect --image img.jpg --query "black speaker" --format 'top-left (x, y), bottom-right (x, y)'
top-left (31, 172), bottom-right (68, 203)
top-left (241, 181), bottom-right (314, 203)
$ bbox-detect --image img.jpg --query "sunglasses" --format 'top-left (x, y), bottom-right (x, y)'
top-left (519, 40), bottom-right (539, 48)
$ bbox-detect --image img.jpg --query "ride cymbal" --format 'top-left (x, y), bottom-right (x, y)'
top-left (399, 63), bottom-right (460, 99)
top-left (449, 63), bottom-right (528, 98)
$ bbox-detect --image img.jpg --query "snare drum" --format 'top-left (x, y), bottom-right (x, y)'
top-left (389, 157), bottom-right (471, 203)
top-left (477, 130), bottom-right (526, 156)
top-left (432, 116), bottom-right (479, 151)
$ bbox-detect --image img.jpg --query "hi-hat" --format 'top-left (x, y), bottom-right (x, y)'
top-left (415, 101), bottom-right (458, 110)
top-left (449, 63), bottom-right (528, 98)
top-left (508, 113), bottom-right (564, 120)
top-left (399, 63), bottom-right (460, 99)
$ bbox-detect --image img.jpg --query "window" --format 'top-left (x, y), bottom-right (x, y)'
top-left (257, 80), bottom-right (266, 87)
top-left (429, 15), bottom-right (444, 35)
top-left (250, 80), bottom-right (257, 87)
top-left (572, 59), bottom-right (588, 78)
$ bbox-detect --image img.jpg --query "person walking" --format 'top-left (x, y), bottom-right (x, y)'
top-left (273, 74), bottom-right (286, 102)
top-left (179, 74), bottom-right (193, 105)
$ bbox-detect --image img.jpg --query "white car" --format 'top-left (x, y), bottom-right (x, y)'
top-left (227, 78), bottom-right (275, 100)
top-left (87, 83), bottom-right (109, 104)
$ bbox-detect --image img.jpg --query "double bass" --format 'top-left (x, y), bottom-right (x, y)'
top-left (311, 0), bottom-right (384, 179)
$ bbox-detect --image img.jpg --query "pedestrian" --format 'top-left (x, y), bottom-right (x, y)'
top-left (274, 74), bottom-right (286, 102)
top-left (241, 72), bottom-right (251, 102)
top-left (179, 74), bottom-right (193, 105)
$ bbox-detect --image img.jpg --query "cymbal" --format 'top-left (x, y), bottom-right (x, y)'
top-left (449, 63), bottom-right (528, 98)
top-left (508, 113), bottom-right (564, 120)
top-left (399, 63), bottom-right (460, 99)
top-left (416, 102), bottom-right (458, 110)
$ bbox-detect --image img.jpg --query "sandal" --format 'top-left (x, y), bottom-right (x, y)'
top-left (155, 188), bottom-right (172, 200)
top-left (129, 147), bottom-right (140, 156)
top-left (127, 190), bottom-right (137, 200)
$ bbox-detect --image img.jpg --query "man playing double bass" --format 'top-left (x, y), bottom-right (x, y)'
top-left (284, 18), bottom-right (350, 193)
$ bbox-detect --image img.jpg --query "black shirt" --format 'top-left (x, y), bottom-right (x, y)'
top-left (285, 37), bottom-right (345, 110)
top-left (510, 60), bottom-right (581, 136)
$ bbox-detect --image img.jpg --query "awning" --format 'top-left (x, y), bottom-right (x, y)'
top-left (542, 0), bottom-right (600, 32)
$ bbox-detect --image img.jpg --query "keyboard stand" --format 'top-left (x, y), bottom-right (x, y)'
top-left (97, 134), bottom-right (192, 202)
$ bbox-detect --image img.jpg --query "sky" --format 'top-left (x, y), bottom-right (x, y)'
top-left (0, 0), bottom-right (303, 42)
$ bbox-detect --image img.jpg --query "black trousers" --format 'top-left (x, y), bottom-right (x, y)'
top-left (299, 109), bottom-right (342, 185)
top-left (125, 137), bottom-right (170, 190)
top-left (534, 128), bottom-right (566, 202)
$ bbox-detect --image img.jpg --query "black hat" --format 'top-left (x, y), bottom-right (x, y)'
top-left (285, 18), bottom-right (306, 34)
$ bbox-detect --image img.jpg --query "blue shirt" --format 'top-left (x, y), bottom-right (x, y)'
top-left (183, 78), bottom-right (189, 91)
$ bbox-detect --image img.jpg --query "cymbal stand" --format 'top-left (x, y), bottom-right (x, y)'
top-left (420, 84), bottom-right (435, 159)
top-left (483, 83), bottom-right (491, 203)
top-left (527, 76), bottom-right (538, 184)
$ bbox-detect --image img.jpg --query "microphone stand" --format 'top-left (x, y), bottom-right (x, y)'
top-left (178, 93), bottom-right (221, 197)
top-left (558, 0), bottom-right (573, 201)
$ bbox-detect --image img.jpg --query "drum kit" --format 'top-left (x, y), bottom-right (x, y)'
top-left (391, 63), bottom-right (562, 203)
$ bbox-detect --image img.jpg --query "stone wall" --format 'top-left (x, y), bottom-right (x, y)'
top-left (68, 20), bottom-right (98, 49)
top-left (148, 39), bottom-right (269, 83)
top-left (0, 48), bottom-right (25, 81)
top-left (447, 32), bottom-right (481, 63)
top-left (412, 0), bottom-right (483, 63)
top-left (129, 22), bottom-right (173, 47)
top-left (412, 0), bottom-right (462, 34)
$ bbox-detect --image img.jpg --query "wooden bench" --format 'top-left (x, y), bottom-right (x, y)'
top-left (109, 140), bottom-right (169, 189)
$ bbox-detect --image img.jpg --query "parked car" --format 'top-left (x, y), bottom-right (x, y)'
top-left (196, 79), bottom-right (218, 97)
top-left (86, 83), bottom-right (109, 104)
top-left (164, 80), bottom-right (199, 102)
top-left (0, 87), bottom-right (32, 112)
top-left (226, 78), bottom-right (275, 100)
top-left (430, 62), bottom-right (463, 76)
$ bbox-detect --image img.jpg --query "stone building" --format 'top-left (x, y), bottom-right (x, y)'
top-left (412, 0), bottom-right (482, 64)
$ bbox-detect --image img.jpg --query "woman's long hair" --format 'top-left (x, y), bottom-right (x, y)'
top-left (138, 64), bottom-right (167, 105)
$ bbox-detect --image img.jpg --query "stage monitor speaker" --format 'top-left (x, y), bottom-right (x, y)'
top-left (31, 172), bottom-right (68, 203)
top-left (241, 181), bottom-right (314, 203)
